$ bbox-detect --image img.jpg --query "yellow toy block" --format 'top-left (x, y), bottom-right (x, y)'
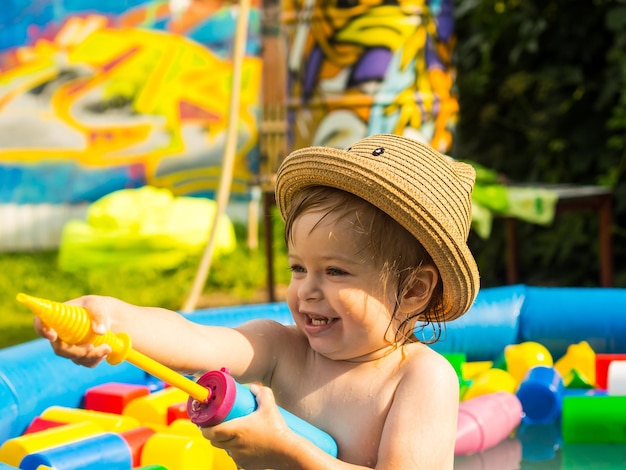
top-left (123, 387), bottom-right (189, 426)
top-left (41, 406), bottom-right (141, 433)
top-left (461, 361), bottom-right (494, 381)
top-left (554, 341), bottom-right (596, 387)
top-left (504, 341), bottom-right (553, 384)
top-left (140, 433), bottom-right (214, 470)
top-left (0, 422), bottom-right (102, 467)
top-left (462, 368), bottom-right (517, 401)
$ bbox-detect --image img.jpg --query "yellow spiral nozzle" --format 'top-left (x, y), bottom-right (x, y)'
top-left (16, 293), bottom-right (124, 350)
top-left (16, 292), bottom-right (209, 402)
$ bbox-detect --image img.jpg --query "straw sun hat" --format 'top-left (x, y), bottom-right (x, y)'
top-left (275, 133), bottom-right (480, 321)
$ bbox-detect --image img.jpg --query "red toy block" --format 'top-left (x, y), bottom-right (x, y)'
top-left (120, 426), bottom-right (156, 467)
top-left (23, 416), bottom-right (65, 434)
top-left (85, 382), bottom-right (151, 414)
top-left (595, 353), bottom-right (626, 389)
top-left (167, 402), bottom-right (190, 424)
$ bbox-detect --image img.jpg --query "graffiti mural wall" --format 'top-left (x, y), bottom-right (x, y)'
top-left (283, 0), bottom-right (457, 152)
top-left (0, 0), bottom-right (262, 205)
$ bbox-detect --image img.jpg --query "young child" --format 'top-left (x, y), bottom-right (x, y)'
top-left (36, 134), bottom-right (479, 469)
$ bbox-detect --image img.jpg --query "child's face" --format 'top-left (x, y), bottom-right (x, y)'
top-left (286, 209), bottom-right (401, 362)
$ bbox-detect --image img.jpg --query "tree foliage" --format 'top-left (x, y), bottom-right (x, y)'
top-left (453, 0), bottom-right (626, 287)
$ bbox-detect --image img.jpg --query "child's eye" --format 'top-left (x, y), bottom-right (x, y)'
top-left (327, 267), bottom-right (348, 276)
top-left (289, 264), bottom-right (306, 274)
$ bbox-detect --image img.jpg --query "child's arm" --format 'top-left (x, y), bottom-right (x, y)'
top-left (33, 295), bottom-right (279, 382)
top-left (377, 351), bottom-right (459, 469)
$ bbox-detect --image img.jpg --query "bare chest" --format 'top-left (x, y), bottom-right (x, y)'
top-left (272, 359), bottom-right (403, 466)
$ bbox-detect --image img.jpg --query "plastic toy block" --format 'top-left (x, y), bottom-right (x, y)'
top-left (516, 366), bottom-right (565, 424)
top-left (167, 419), bottom-right (202, 437)
top-left (85, 382), bottom-right (151, 414)
top-left (24, 431), bottom-right (130, 468)
top-left (165, 419), bottom-right (239, 468)
top-left (23, 418), bottom-right (64, 435)
top-left (554, 341), bottom-right (596, 387)
top-left (0, 422), bottom-right (103, 467)
top-left (212, 446), bottom-right (238, 470)
top-left (504, 342), bottom-right (553, 385)
top-left (19, 432), bottom-right (132, 470)
top-left (123, 387), bottom-right (189, 426)
top-left (119, 426), bottom-right (156, 467)
top-left (595, 353), bottom-right (626, 389)
top-left (455, 392), bottom-right (523, 455)
top-left (607, 360), bottom-right (626, 395)
top-left (41, 406), bottom-right (141, 432)
top-left (140, 433), bottom-right (214, 470)
top-left (462, 368), bottom-right (516, 401)
top-left (461, 361), bottom-right (494, 381)
top-left (562, 395), bottom-right (626, 443)
top-left (167, 402), bottom-right (190, 424)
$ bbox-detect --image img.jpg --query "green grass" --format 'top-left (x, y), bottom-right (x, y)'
top-left (1, 215), bottom-right (290, 350)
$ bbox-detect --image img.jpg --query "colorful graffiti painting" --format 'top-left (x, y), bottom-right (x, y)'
top-left (284, 0), bottom-right (457, 152)
top-left (0, 0), bottom-right (262, 204)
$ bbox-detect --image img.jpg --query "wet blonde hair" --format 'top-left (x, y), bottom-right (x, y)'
top-left (284, 186), bottom-right (445, 343)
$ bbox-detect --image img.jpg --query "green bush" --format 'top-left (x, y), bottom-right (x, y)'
top-left (454, 0), bottom-right (626, 287)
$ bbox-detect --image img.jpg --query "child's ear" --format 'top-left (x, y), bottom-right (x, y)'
top-left (398, 266), bottom-right (439, 314)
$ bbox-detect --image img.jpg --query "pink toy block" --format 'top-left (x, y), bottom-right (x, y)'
top-left (85, 382), bottom-right (151, 414)
top-left (455, 392), bottom-right (523, 455)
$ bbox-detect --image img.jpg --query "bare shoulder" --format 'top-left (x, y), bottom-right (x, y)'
top-left (394, 343), bottom-right (460, 408)
top-left (400, 343), bottom-right (459, 386)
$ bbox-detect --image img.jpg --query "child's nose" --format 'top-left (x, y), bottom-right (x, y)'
top-left (298, 275), bottom-right (322, 301)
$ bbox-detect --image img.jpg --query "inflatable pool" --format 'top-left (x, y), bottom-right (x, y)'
top-left (1, 284), bottom-right (626, 468)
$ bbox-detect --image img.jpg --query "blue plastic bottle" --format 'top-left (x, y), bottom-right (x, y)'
top-left (187, 368), bottom-right (338, 457)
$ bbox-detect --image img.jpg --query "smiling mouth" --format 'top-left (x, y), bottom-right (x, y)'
top-left (306, 314), bottom-right (338, 326)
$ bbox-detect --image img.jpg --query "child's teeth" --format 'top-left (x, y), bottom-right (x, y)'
top-left (311, 317), bottom-right (329, 325)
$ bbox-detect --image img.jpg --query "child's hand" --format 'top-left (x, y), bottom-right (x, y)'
top-left (33, 295), bottom-right (114, 368)
top-left (201, 383), bottom-right (297, 469)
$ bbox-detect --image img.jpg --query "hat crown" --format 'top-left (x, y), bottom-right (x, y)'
top-left (345, 135), bottom-right (475, 242)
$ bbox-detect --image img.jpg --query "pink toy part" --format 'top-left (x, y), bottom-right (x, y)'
top-left (455, 391), bottom-right (523, 456)
top-left (188, 368), bottom-right (238, 426)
